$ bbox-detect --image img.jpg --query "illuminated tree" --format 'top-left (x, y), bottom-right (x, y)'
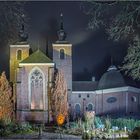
top-left (82, 1), bottom-right (140, 79)
top-left (51, 70), bottom-right (68, 123)
top-left (0, 72), bottom-right (13, 124)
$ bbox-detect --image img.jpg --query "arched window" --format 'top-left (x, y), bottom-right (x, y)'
top-left (30, 69), bottom-right (44, 110)
top-left (60, 49), bottom-right (65, 59)
top-left (17, 50), bottom-right (22, 60)
top-left (131, 96), bottom-right (137, 102)
top-left (87, 104), bottom-right (93, 111)
top-left (75, 104), bottom-right (81, 117)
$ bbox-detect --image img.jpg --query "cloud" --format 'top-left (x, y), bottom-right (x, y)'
top-left (68, 30), bottom-right (92, 46)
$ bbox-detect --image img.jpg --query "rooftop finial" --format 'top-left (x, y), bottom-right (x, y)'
top-left (107, 55), bottom-right (117, 71)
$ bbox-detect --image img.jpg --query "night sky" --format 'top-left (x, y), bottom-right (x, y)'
top-left (0, 1), bottom-right (135, 83)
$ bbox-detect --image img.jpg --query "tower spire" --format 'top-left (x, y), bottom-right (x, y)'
top-left (57, 13), bottom-right (66, 41)
top-left (60, 13), bottom-right (64, 30)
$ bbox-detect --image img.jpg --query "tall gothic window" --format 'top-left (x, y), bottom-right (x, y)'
top-left (17, 50), bottom-right (22, 60)
top-left (60, 49), bottom-right (65, 59)
top-left (30, 69), bottom-right (44, 110)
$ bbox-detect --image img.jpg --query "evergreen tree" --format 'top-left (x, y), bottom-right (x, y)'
top-left (0, 72), bottom-right (13, 124)
top-left (51, 70), bottom-right (68, 122)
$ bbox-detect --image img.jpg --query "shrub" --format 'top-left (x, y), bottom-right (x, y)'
top-left (94, 116), bottom-right (103, 128)
top-left (110, 118), bottom-right (140, 130)
top-left (129, 126), bottom-right (140, 139)
top-left (82, 131), bottom-right (92, 140)
top-left (104, 117), bottom-right (111, 132)
top-left (0, 121), bottom-right (34, 137)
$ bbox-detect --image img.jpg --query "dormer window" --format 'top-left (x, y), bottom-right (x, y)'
top-left (60, 49), bottom-right (65, 59)
top-left (17, 50), bottom-right (22, 60)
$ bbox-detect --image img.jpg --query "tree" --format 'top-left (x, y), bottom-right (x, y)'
top-left (82, 1), bottom-right (140, 79)
top-left (51, 70), bottom-right (68, 123)
top-left (122, 35), bottom-right (140, 80)
top-left (0, 1), bottom-right (27, 45)
top-left (0, 72), bottom-right (13, 124)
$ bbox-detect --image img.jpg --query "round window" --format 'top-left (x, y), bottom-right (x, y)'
top-left (107, 97), bottom-right (117, 103)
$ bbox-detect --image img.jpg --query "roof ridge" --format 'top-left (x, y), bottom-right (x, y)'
top-left (73, 81), bottom-right (97, 83)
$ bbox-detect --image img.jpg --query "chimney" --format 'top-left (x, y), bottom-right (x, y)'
top-left (92, 76), bottom-right (95, 82)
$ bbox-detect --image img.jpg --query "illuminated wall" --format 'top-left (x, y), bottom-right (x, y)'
top-left (10, 44), bottom-right (30, 83)
top-left (52, 43), bottom-right (72, 102)
top-left (16, 64), bottom-right (54, 123)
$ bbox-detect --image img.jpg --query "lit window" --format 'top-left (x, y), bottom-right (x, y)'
top-left (60, 49), bottom-right (65, 59)
top-left (30, 69), bottom-right (44, 110)
top-left (17, 50), bottom-right (22, 60)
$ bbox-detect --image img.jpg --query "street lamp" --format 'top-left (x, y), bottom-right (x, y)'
top-left (83, 98), bottom-right (86, 116)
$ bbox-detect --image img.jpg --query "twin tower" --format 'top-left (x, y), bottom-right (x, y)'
top-left (9, 14), bottom-right (72, 122)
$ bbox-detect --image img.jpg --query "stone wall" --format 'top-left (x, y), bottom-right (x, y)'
top-left (70, 87), bottom-right (140, 118)
top-left (16, 64), bottom-right (54, 123)
top-left (52, 43), bottom-right (72, 102)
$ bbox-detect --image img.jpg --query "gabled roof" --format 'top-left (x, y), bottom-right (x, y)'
top-left (73, 81), bottom-right (98, 91)
top-left (20, 49), bottom-right (53, 64)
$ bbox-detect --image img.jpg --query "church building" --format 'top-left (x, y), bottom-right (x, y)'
top-left (9, 14), bottom-right (140, 123)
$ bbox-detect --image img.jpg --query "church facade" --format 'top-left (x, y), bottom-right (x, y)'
top-left (9, 15), bottom-right (140, 123)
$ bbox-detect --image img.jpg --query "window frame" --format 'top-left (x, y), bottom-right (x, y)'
top-left (59, 49), bottom-right (65, 59)
top-left (29, 67), bottom-right (45, 111)
top-left (16, 49), bottom-right (22, 60)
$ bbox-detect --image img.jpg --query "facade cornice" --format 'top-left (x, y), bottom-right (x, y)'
top-left (96, 86), bottom-right (140, 94)
top-left (72, 86), bottom-right (140, 94)
top-left (52, 43), bottom-right (72, 47)
top-left (19, 63), bottom-right (55, 66)
top-left (10, 44), bottom-right (30, 48)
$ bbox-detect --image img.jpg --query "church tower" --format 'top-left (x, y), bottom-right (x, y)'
top-left (10, 25), bottom-right (30, 83)
top-left (52, 13), bottom-right (72, 101)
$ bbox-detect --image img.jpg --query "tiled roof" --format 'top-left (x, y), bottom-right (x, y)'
top-left (20, 49), bottom-right (53, 63)
top-left (72, 81), bottom-right (98, 91)
top-left (13, 41), bottom-right (29, 45)
top-left (98, 65), bottom-right (126, 90)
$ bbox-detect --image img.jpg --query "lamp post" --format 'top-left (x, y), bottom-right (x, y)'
top-left (83, 98), bottom-right (86, 116)
top-left (0, 106), bottom-right (2, 118)
top-left (102, 88), bottom-right (103, 115)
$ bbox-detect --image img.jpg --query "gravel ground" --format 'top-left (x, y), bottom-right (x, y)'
top-left (0, 132), bottom-right (82, 140)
